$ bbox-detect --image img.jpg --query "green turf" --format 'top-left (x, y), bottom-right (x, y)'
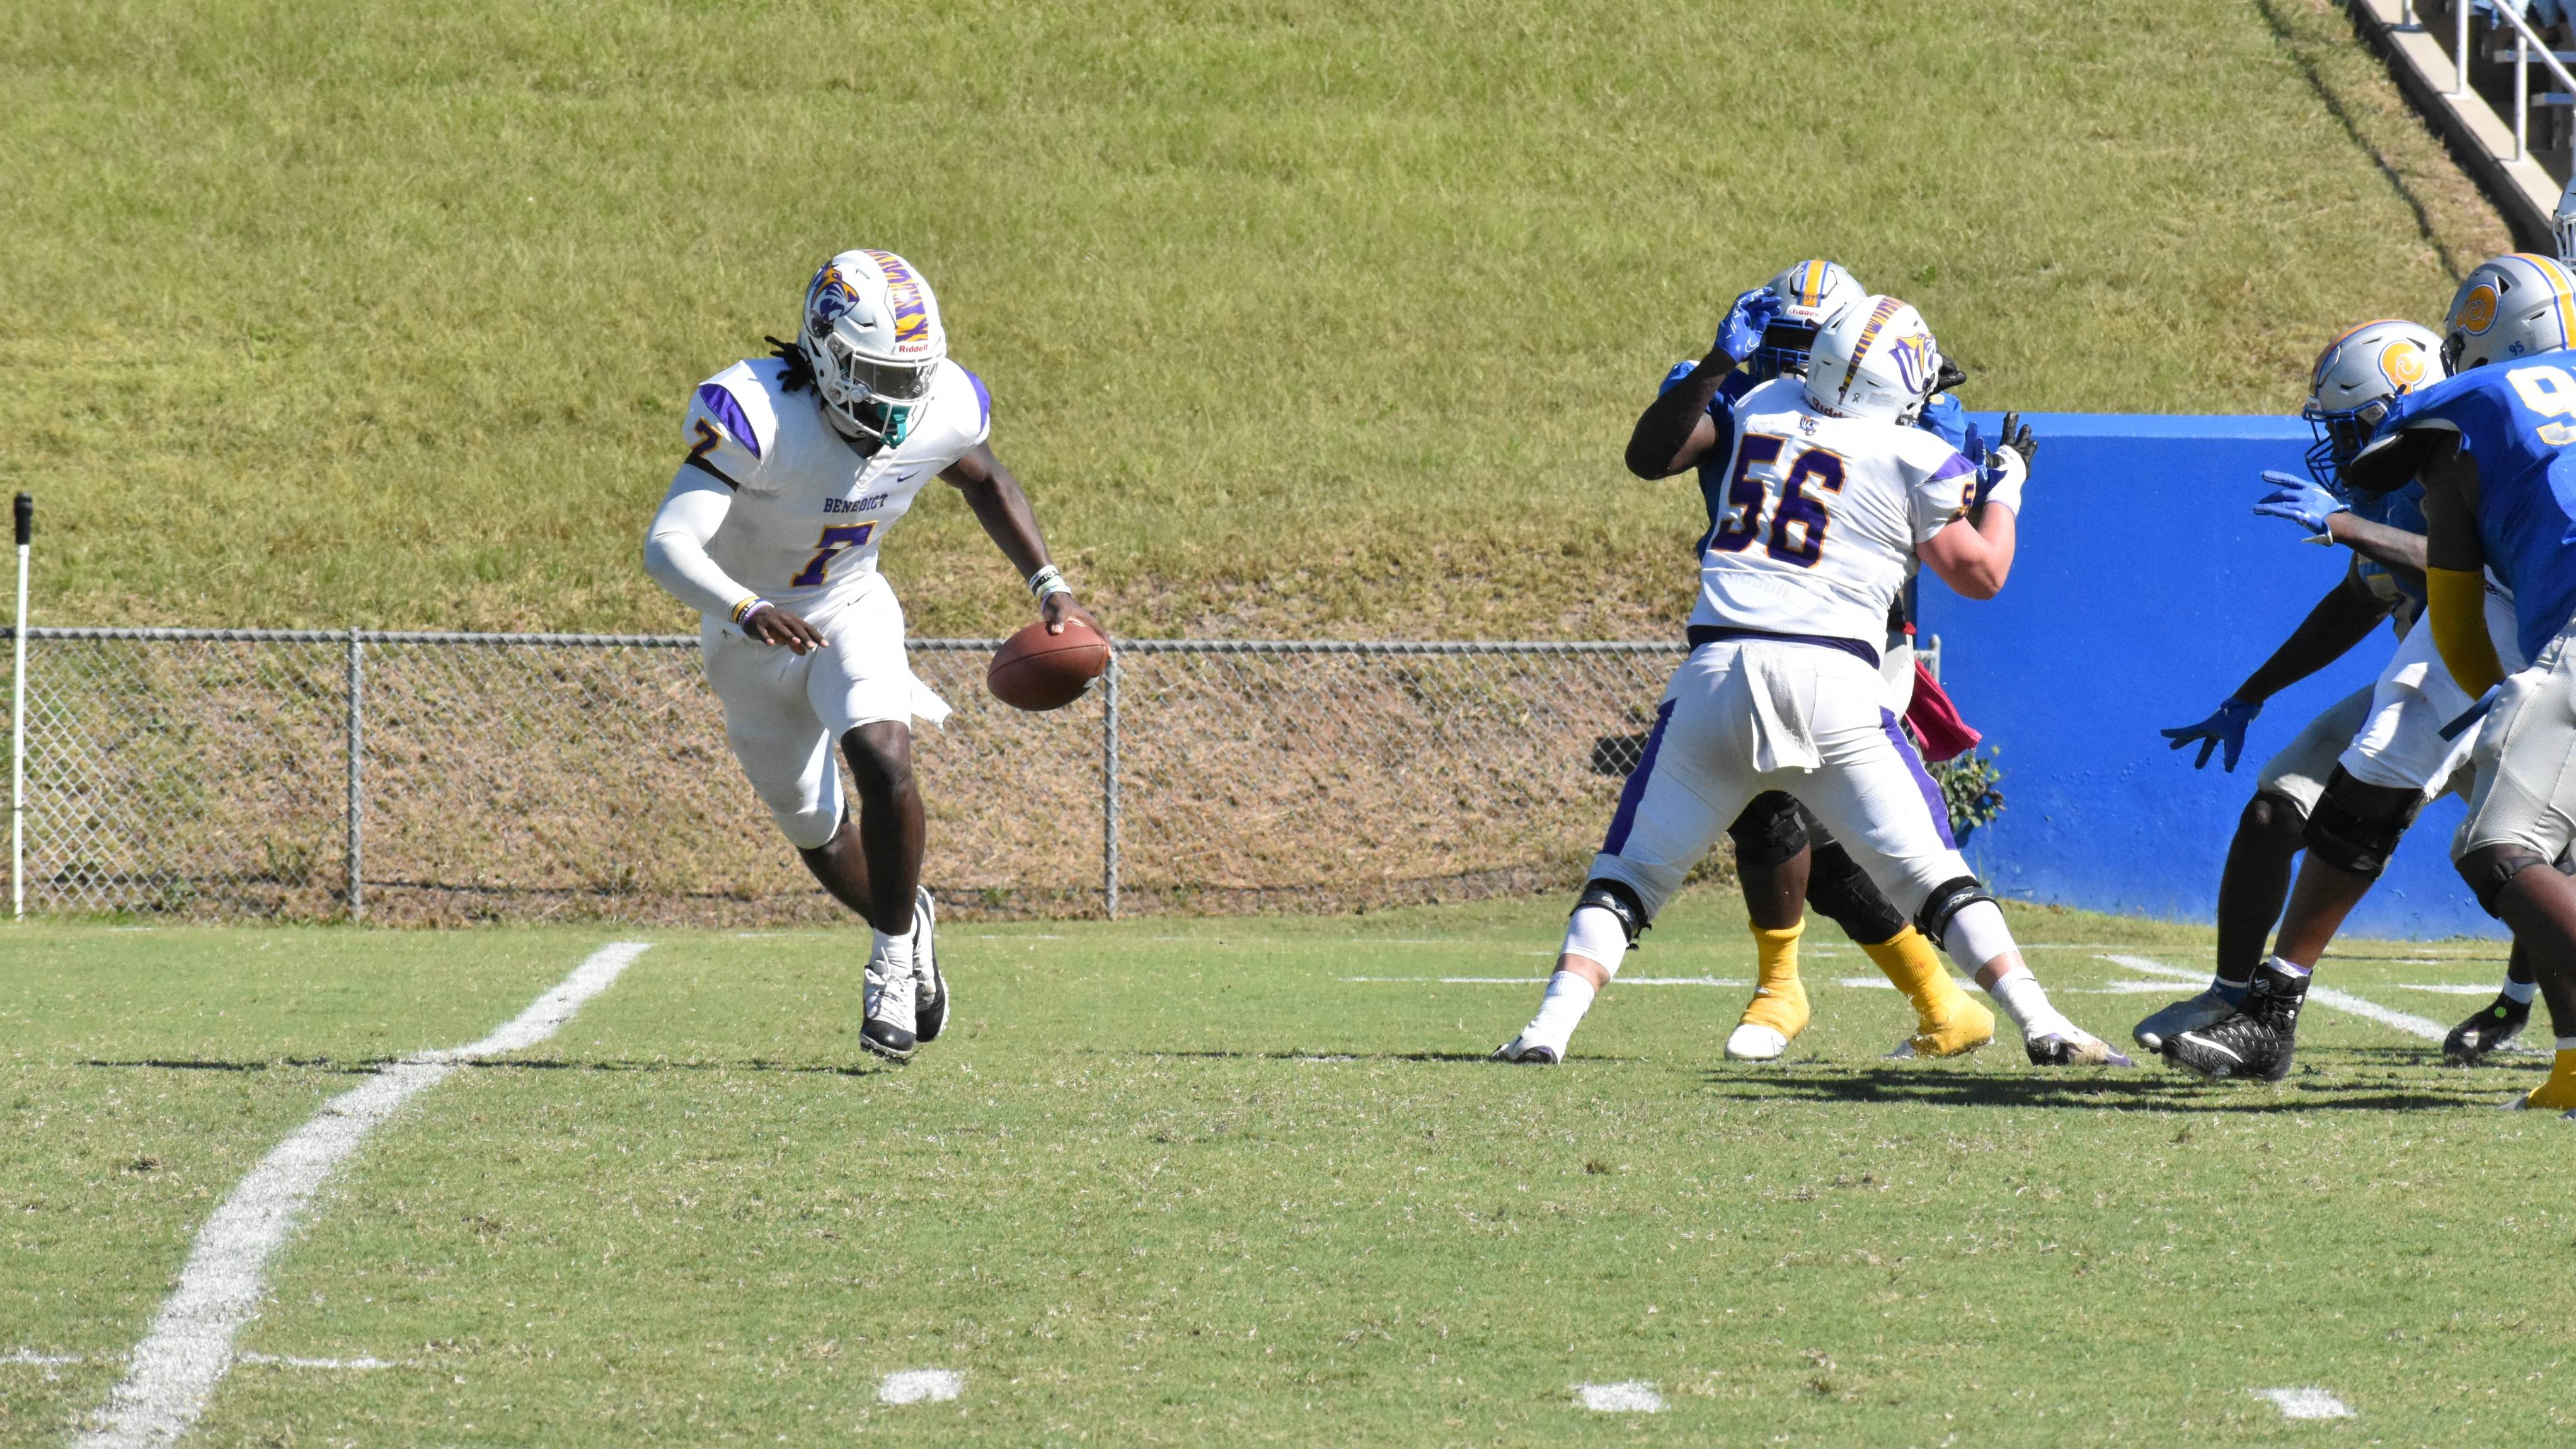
top-left (8, 902), bottom-right (2571, 1446)
top-left (0, 0), bottom-right (2511, 638)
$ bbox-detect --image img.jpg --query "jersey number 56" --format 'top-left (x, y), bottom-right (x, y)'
top-left (1710, 435), bottom-right (1846, 567)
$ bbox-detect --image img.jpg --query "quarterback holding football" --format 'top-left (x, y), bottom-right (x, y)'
top-left (644, 249), bottom-right (1100, 1061)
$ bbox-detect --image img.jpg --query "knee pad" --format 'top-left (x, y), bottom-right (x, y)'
top-left (1806, 840), bottom-right (1909, 945)
top-left (1725, 792), bottom-right (1809, 871)
top-left (1913, 874), bottom-right (1997, 946)
top-left (2301, 767), bottom-right (2422, 880)
top-left (1575, 877), bottom-right (1652, 942)
top-left (2243, 788), bottom-right (2308, 838)
top-left (2464, 849), bottom-right (2553, 917)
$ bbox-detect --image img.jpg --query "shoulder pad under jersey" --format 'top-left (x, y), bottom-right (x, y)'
top-left (680, 361), bottom-right (782, 491)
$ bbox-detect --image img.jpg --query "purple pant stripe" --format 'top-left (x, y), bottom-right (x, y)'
top-left (1601, 698), bottom-right (1676, 857)
top-left (1881, 708), bottom-right (1957, 851)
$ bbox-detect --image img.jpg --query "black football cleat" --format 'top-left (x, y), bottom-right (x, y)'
top-left (2166, 961), bottom-right (2308, 1082)
top-left (910, 887), bottom-right (947, 1044)
top-left (2445, 993), bottom-right (2531, 1065)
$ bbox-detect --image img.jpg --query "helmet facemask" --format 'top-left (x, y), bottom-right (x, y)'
top-left (808, 330), bottom-right (936, 446)
top-left (1747, 320), bottom-right (1821, 382)
top-left (2300, 397), bottom-right (2388, 492)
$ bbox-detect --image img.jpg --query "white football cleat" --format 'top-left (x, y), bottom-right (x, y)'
top-left (1491, 1034), bottom-right (1561, 1064)
top-left (910, 886), bottom-right (946, 1044)
top-left (861, 950), bottom-right (918, 1062)
top-left (2026, 1029), bottom-right (2134, 1068)
top-left (1724, 1022), bottom-right (1791, 1062)
top-left (2131, 985), bottom-right (2240, 1053)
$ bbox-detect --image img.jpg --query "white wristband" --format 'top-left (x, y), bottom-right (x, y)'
top-left (1026, 564), bottom-right (1072, 601)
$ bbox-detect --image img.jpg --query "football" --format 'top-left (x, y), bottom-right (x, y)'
top-left (986, 617), bottom-right (1110, 710)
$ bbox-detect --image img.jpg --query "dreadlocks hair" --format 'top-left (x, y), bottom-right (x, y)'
top-left (765, 335), bottom-right (816, 394)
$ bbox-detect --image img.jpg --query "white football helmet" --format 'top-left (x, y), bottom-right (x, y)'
top-left (1749, 259), bottom-right (1866, 380)
top-left (2439, 252), bottom-right (2576, 374)
top-left (2301, 318), bottom-right (2444, 486)
top-left (798, 249), bottom-right (946, 446)
top-left (1804, 295), bottom-right (1940, 424)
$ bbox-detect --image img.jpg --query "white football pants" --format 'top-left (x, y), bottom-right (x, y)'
top-left (1587, 639), bottom-right (1971, 923)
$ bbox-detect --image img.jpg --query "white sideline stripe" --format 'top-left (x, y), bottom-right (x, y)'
top-left (2255, 1387), bottom-right (2355, 1419)
top-left (878, 1368), bottom-right (963, 1404)
top-left (2102, 954), bottom-right (2447, 1042)
top-left (74, 940), bottom-right (652, 1449)
top-left (1575, 1380), bottom-right (1664, 1412)
top-left (2395, 982), bottom-right (2498, 995)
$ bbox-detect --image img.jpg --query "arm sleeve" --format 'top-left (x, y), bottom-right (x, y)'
top-left (643, 473), bottom-right (759, 621)
top-left (2427, 566), bottom-right (2505, 696)
top-left (1909, 445), bottom-right (1979, 543)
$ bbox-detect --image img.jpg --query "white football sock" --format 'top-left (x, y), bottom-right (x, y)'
top-left (1519, 971), bottom-right (1599, 1053)
top-left (872, 927), bottom-right (914, 976)
top-left (1984, 966), bottom-right (2076, 1042)
top-left (2268, 954), bottom-right (2313, 979)
top-left (1561, 904), bottom-right (1631, 976)
top-left (2504, 976), bottom-right (2539, 1005)
top-left (1939, 899), bottom-right (2017, 975)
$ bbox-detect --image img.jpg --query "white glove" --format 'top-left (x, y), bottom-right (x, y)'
top-left (1977, 444), bottom-right (2027, 516)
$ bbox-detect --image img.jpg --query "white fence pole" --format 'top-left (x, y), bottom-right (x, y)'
top-left (10, 494), bottom-right (28, 921)
top-left (1102, 653), bottom-right (1121, 920)
top-left (345, 626), bottom-right (363, 922)
top-left (2456, 0), bottom-right (2473, 98)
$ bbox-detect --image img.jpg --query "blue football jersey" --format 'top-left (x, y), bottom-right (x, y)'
top-left (2351, 481), bottom-right (2429, 610)
top-left (2379, 357), bottom-right (2576, 660)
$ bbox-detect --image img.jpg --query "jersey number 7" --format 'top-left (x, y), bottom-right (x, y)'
top-left (1710, 435), bottom-right (1847, 567)
top-left (790, 523), bottom-right (877, 587)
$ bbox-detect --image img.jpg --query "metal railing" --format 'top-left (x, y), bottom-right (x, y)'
top-left (2, 626), bottom-right (1690, 925)
top-left (2410, 0), bottom-right (2576, 172)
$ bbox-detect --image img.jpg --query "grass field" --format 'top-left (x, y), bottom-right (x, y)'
top-left (9, 897), bottom-right (2572, 1446)
top-left (0, 0), bottom-right (2514, 638)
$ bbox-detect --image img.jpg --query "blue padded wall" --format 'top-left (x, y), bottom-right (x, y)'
top-left (1918, 413), bottom-right (2500, 939)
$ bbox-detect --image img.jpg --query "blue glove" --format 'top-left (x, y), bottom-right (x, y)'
top-left (2251, 470), bottom-right (2348, 536)
top-left (1715, 287), bottom-right (1782, 362)
top-left (2161, 696), bottom-right (2262, 772)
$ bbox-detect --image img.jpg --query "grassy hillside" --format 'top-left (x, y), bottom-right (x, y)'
top-left (0, 0), bottom-right (2509, 637)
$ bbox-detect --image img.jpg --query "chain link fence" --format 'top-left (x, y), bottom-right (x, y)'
top-left (3, 628), bottom-right (1688, 925)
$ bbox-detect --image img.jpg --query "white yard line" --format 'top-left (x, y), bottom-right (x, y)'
top-left (2255, 1387), bottom-right (2355, 1419)
top-left (234, 1353), bottom-right (407, 1370)
top-left (2393, 982), bottom-right (2497, 995)
top-left (878, 1368), bottom-right (963, 1404)
top-left (74, 941), bottom-right (650, 1449)
top-left (2102, 954), bottom-right (2448, 1042)
top-left (1575, 1381), bottom-right (1665, 1412)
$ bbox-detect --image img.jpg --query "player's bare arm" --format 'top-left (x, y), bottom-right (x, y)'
top-left (2322, 512), bottom-right (2427, 580)
top-left (941, 442), bottom-right (1102, 638)
top-left (1624, 287), bottom-right (1780, 478)
top-left (2248, 575), bottom-right (2395, 703)
top-left (1918, 505), bottom-right (2016, 599)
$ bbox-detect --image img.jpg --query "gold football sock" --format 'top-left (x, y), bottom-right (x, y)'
top-left (1863, 927), bottom-right (1993, 1058)
top-left (2521, 1048), bottom-right (2576, 1112)
top-left (1738, 921), bottom-right (1810, 1040)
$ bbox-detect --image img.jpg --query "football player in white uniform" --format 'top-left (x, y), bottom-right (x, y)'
top-left (643, 250), bottom-right (1099, 1061)
top-left (1637, 260), bottom-right (2006, 1063)
top-left (1497, 293), bottom-right (2127, 1067)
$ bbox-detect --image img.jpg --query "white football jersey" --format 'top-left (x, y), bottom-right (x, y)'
top-left (1689, 377), bottom-right (1979, 647)
top-left (679, 355), bottom-right (992, 611)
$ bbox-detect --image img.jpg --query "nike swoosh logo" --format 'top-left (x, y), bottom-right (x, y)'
top-left (894, 468), bottom-right (925, 485)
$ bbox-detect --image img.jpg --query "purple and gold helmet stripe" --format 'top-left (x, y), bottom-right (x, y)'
top-left (1837, 296), bottom-right (1904, 397)
top-left (1797, 261), bottom-right (1824, 308)
top-left (861, 249), bottom-right (933, 347)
